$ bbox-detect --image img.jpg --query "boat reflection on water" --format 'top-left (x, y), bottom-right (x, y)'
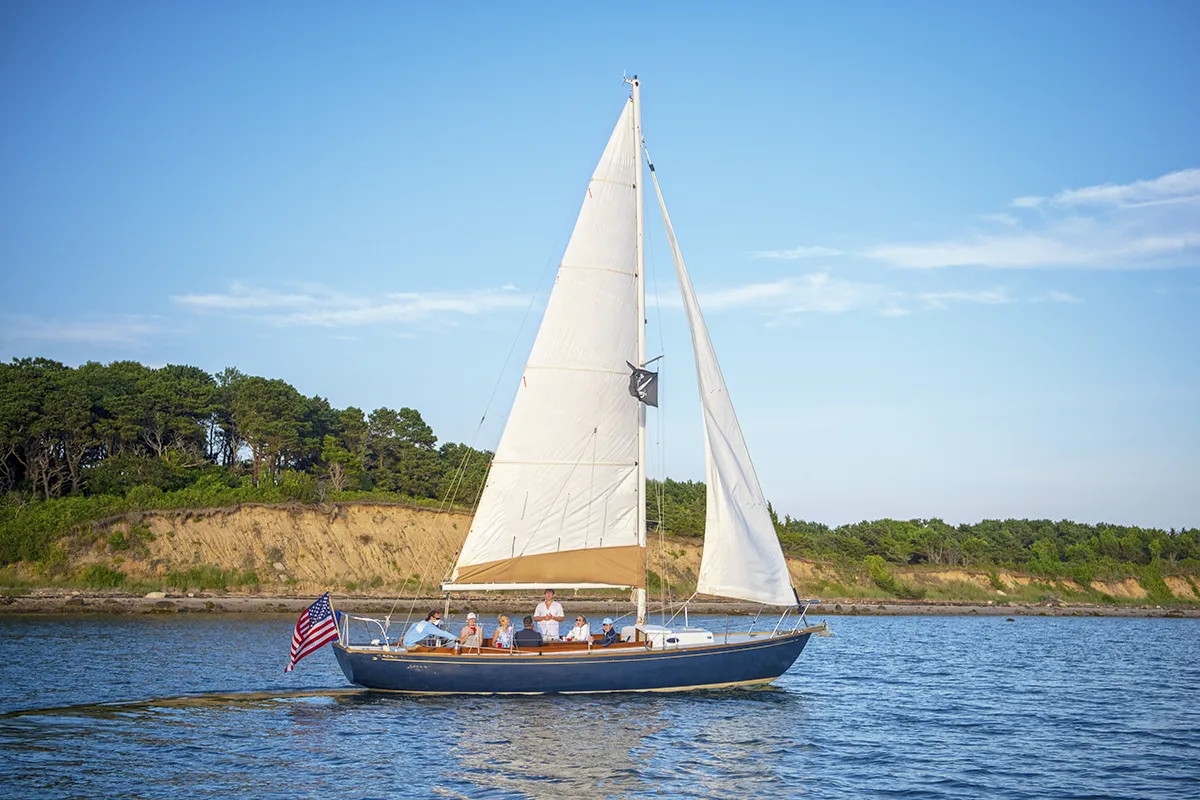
top-left (333, 686), bottom-right (810, 799)
top-left (456, 698), bottom-right (661, 797)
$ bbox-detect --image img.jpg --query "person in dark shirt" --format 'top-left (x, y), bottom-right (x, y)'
top-left (597, 618), bottom-right (620, 647)
top-left (513, 615), bottom-right (544, 648)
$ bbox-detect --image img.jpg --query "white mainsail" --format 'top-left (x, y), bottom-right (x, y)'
top-left (445, 99), bottom-right (645, 590)
top-left (649, 166), bottom-right (797, 607)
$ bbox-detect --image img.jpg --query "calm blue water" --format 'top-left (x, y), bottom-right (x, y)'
top-left (0, 613), bottom-right (1197, 799)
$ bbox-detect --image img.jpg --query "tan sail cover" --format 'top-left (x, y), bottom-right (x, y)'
top-left (445, 100), bottom-right (646, 591)
top-left (650, 170), bottom-right (796, 607)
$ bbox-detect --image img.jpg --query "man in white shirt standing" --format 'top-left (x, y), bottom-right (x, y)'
top-left (533, 588), bottom-right (564, 640)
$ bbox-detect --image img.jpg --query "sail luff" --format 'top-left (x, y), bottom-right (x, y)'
top-left (648, 164), bottom-right (796, 608)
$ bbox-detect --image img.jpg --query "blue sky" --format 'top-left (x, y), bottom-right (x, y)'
top-left (2, 2), bottom-right (1197, 528)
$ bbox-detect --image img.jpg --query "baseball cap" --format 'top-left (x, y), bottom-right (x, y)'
top-left (602, 618), bottom-right (613, 625)
top-left (466, 612), bottom-right (477, 619)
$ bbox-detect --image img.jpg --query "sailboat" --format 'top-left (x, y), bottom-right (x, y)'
top-left (332, 77), bottom-right (827, 694)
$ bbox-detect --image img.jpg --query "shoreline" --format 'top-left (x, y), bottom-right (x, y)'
top-left (1, 591), bottom-right (1196, 618)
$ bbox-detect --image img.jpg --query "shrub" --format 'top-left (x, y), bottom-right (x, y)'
top-left (81, 564), bottom-right (125, 588)
top-left (278, 471), bottom-right (317, 504)
top-left (130, 523), bottom-right (154, 544)
top-left (865, 555), bottom-right (926, 600)
top-left (1072, 562), bottom-right (1095, 588)
top-left (85, 456), bottom-right (176, 496)
top-left (1028, 538), bottom-right (1063, 576)
top-left (1139, 561), bottom-right (1174, 604)
top-left (646, 569), bottom-right (665, 593)
top-left (164, 564), bottom-right (258, 591)
top-left (126, 484), bottom-right (164, 509)
top-left (0, 494), bottom-right (125, 565)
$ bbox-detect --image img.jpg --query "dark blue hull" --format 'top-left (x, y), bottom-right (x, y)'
top-left (333, 632), bottom-right (812, 694)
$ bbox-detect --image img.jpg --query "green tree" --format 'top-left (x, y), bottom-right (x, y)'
top-left (228, 377), bottom-right (308, 486)
top-left (81, 360), bottom-right (151, 459)
top-left (437, 442), bottom-right (492, 507)
top-left (212, 367), bottom-right (246, 468)
top-left (1028, 537), bottom-right (1062, 576)
top-left (0, 358), bottom-right (56, 492)
top-left (321, 434), bottom-right (360, 492)
top-left (139, 365), bottom-right (216, 462)
top-left (367, 407), bottom-right (442, 497)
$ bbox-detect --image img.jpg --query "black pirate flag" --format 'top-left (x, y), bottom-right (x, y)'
top-left (626, 361), bottom-right (659, 407)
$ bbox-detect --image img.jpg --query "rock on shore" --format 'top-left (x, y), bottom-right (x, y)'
top-left (1, 591), bottom-right (1195, 619)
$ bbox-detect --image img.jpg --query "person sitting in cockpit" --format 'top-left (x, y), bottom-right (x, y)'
top-left (402, 611), bottom-right (457, 648)
top-left (514, 615), bottom-right (544, 648)
top-left (597, 618), bottom-right (620, 646)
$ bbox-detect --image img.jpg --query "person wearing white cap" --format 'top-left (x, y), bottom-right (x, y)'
top-left (597, 618), bottom-right (619, 647)
top-left (458, 611), bottom-right (483, 650)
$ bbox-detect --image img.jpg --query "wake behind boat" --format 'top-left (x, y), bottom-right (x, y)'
top-left (332, 77), bottom-right (828, 694)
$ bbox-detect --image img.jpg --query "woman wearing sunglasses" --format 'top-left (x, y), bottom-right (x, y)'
top-left (564, 614), bottom-right (591, 643)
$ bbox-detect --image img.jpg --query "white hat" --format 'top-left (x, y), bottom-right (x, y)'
top-left (466, 612), bottom-right (477, 619)
top-left (602, 618), bottom-right (613, 625)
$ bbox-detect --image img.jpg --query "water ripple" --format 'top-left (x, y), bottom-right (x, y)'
top-left (0, 614), bottom-right (1197, 798)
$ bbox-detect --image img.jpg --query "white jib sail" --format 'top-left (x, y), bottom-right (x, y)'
top-left (445, 99), bottom-right (645, 591)
top-left (649, 167), bottom-right (796, 607)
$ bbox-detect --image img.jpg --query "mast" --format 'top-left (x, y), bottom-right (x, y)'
top-left (629, 75), bottom-right (648, 626)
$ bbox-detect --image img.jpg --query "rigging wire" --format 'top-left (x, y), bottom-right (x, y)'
top-left (643, 141), bottom-right (673, 625)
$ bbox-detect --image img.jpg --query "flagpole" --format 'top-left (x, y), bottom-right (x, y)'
top-left (328, 594), bottom-right (342, 645)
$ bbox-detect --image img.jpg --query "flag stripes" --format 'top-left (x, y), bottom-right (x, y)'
top-left (284, 593), bottom-right (339, 672)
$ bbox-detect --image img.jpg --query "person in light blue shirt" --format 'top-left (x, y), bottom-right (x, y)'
top-left (402, 611), bottom-right (457, 648)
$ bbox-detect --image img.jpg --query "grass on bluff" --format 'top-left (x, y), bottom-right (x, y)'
top-left (0, 475), bottom-right (457, 576)
top-left (3, 475), bottom-right (1199, 606)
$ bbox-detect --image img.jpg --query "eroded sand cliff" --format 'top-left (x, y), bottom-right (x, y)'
top-left (35, 502), bottom-right (1191, 603)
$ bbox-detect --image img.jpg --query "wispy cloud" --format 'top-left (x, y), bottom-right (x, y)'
top-left (687, 272), bottom-right (1018, 320)
top-left (750, 245), bottom-right (843, 260)
top-left (698, 273), bottom-right (893, 315)
top-left (1033, 291), bottom-right (1085, 304)
top-left (172, 282), bottom-right (321, 310)
top-left (918, 288), bottom-right (1011, 309)
top-left (980, 213), bottom-right (1019, 226)
top-left (865, 168), bottom-right (1199, 269)
top-left (1, 314), bottom-right (162, 345)
top-left (172, 282), bottom-right (529, 327)
top-left (1019, 168), bottom-right (1200, 209)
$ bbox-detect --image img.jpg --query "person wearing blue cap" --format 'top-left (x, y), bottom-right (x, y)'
top-left (597, 618), bottom-right (619, 647)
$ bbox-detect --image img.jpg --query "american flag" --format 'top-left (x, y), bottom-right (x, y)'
top-left (284, 593), bottom-right (339, 672)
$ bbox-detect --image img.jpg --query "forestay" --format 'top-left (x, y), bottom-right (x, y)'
top-left (649, 166), bottom-right (797, 607)
top-left (445, 100), bottom-right (645, 591)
